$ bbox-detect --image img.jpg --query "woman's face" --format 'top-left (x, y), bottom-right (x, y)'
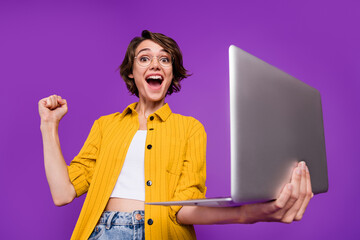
top-left (129, 40), bottom-right (173, 103)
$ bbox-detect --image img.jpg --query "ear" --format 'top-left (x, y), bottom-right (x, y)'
top-left (128, 73), bottom-right (134, 79)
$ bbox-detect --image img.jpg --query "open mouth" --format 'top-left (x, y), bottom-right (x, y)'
top-left (146, 75), bottom-right (163, 88)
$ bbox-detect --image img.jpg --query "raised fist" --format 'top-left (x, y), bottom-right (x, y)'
top-left (38, 95), bottom-right (68, 123)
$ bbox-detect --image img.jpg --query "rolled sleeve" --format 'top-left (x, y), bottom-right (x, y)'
top-left (169, 120), bottom-right (207, 225)
top-left (67, 120), bottom-right (102, 197)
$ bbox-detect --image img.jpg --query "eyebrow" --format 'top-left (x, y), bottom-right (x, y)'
top-left (136, 48), bottom-right (170, 55)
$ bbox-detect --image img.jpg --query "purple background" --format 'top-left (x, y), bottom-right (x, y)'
top-left (1, 0), bottom-right (359, 239)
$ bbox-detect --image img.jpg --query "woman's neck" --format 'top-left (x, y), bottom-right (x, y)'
top-left (135, 97), bottom-right (165, 119)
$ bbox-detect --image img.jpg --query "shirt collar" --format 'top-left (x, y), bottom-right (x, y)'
top-left (119, 102), bottom-right (172, 122)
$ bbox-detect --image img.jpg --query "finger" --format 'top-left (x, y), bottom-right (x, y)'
top-left (282, 162), bottom-right (307, 222)
top-left (294, 165), bottom-right (313, 220)
top-left (270, 183), bottom-right (293, 213)
top-left (306, 165), bottom-right (313, 195)
top-left (276, 163), bottom-right (302, 223)
top-left (45, 97), bottom-right (53, 108)
top-left (57, 96), bottom-right (65, 105)
top-left (49, 95), bottom-right (56, 109)
top-left (38, 98), bottom-right (50, 112)
top-left (50, 95), bottom-right (60, 110)
top-left (259, 183), bottom-right (292, 222)
top-left (39, 98), bottom-right (47, 107)
top-left (264, 167), bottom-right (298, 218)
top-left (285, 165), bottom-right (302, 209)
top-left (46, 96), bottom-right (53, 109)
top-left (59, 98), bottom-right (67, 107)
top-left (296, 162), bottom-right (308, 205)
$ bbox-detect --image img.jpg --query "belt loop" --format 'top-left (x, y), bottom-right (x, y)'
top-left (106, 212), bottom-right (117, 230)
top-left (132, 210), bottom-right (136, 225)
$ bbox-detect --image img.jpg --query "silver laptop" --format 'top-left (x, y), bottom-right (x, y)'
top-left (146, 45), bottom-right (328, 207)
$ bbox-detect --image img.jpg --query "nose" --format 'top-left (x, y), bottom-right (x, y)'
top-left (149, 56), bottom-right (161, 69)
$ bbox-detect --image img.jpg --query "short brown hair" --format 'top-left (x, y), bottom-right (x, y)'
top-left (119, 30), bottom-right (190, 97)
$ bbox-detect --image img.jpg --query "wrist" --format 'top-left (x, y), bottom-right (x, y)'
top-left (237, 204), bottom-right (259, 224)
top-left (40, 120), bottom-right (59, 132)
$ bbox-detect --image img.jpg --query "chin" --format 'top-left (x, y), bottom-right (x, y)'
top-left (145, 93), bottom-right (166, 102)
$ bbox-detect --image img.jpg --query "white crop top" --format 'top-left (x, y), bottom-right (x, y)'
top-left (110, 130), bottom-right (147, 201)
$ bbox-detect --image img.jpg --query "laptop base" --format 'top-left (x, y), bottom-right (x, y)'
top-left (146, 197), bottom-right (266, 207)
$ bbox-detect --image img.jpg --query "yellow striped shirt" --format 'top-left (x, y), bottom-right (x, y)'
top-left (67, 102), bottom-right (207, 239)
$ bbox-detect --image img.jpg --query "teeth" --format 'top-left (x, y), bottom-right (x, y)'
top-left (147, 75), bottom-right (163, 80)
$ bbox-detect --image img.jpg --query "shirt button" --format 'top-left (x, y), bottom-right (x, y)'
top-left (146, 180), bottom-right (152, 186)
top-left (147, 144), bottom-right (152, 149)
top-left (147, 219), bottom-right (153, 225)
top-left (149, 128), bottom-right (154, 131)
top-left (150, 116), bottom-right (154, 121)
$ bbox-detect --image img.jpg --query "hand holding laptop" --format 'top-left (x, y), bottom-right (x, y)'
top-left (176, 161), bottom-right (313, 225)
top-left (237, 161), bottom-right (313, 224)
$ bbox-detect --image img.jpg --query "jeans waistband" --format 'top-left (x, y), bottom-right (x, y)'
top-left (98, 211), bottom-right (145, 229)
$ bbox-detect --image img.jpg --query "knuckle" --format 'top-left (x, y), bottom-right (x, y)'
top-left (290, 193), bottom-right (299, 201)
top-left (299, 191), bottom-right (306, 200)
top-left (281, 217), bottom-right (293, 224)
top-left (306, 192), bottom-right (312, 199)
top-left (273, 213), bottom-right (283, 221)
top-left (274, 202), bottom-right (284, 210)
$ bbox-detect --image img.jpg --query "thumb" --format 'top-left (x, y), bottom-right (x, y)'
top-left (58, 98), bottom-right (67, 106)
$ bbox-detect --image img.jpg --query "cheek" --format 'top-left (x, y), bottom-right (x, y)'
top-left (132, 68), bottom-right (145, 86)
top-left (132, 64), bottom-right (145, 78)
top-left (165, 78), bottom-right (173, 93)
top-left (134, 77), bottom-right (144, 91)
top-left (168, 69), bottom-right (174, 81)
top-left (166, 73), bottom-right (173, 86)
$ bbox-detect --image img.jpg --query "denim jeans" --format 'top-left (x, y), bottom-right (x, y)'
top-left (88, 211), bottom-right (145, 240)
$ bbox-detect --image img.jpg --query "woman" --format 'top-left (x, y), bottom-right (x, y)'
top-left (38, 30), bottom-right (313, 240)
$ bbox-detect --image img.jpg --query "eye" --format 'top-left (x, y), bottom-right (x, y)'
top-left (139, 56), bottom-right (151, 63)
top-left (159, 56), bottom-right (171, 63)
